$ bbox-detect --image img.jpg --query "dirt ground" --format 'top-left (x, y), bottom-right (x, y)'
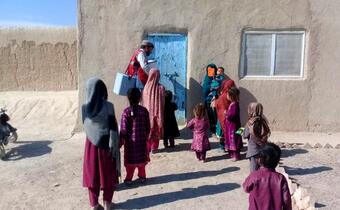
top-left (280, 148), bottom-right (340, 210)
top-left (0, 91), bottom-right (339, 210)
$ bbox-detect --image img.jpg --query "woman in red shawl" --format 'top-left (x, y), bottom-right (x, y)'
top-left (214, 80), bottom-right (236, 150)
top-left (142, 68), bottom-right (165, 153)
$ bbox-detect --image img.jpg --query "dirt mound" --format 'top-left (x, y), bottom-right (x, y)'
top-left (0, 91), bottom-right (78, 141)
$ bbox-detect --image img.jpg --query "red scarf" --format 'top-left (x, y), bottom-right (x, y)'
top-left (215, 80), bottom-right (235, 133)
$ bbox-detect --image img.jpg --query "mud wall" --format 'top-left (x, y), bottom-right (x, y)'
top-left (78, 0), bottom-right (340, 132)
top-left (0, 28), bottom-right (77, 91)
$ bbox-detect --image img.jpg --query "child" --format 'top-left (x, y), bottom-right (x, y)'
top-left (163, 90), bottom-right (180, 148)
top-left (187, 103), bottom-right (211, 162)
top-left (215, 80), bottom-right (236, 152)
top-left (215, 66), bottom-right (225, 84)
top-left (224, 87), bottom-right (242, 160)
top-left (82, 77), bottom-right (120, 210)
top-left (243, 102), bottom-right (271, 172)
top-left (208, 66), bottom-right (225, 100)
top-left (243, 143), bottom-right (292, 210)
top-left (120, 88), bottom-right (151, 185)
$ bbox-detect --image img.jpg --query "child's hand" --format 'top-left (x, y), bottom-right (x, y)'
top-left (210, 100), bottom-right (216, 108)
top-left (119, 138), bottom-right (125, 148)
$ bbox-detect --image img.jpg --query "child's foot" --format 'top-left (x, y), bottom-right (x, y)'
top-left (92, 204), bottom-right (103, 210)
top-left (124, 180), bottom-right (132, 186)
top-left (137, 177), bottom-right (147, 184)
top-left (169, 145), bottom-right (175, 148)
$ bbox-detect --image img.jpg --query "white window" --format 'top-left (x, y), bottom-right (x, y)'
top-left (240, 31), bottom-right (305, 78)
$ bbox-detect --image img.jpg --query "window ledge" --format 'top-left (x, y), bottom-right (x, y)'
top-left (240, 76), bottom-right (306, 81)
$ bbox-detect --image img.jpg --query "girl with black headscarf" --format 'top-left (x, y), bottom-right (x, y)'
top-left (82, 77), bottom-right (120, 210)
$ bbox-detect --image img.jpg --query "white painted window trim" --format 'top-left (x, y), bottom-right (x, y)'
top-left (240, 31), bottom-right (305, 80)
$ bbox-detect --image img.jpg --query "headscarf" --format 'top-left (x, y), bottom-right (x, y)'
top-left (247, 102), bottom-right (270, 144)
top-left (82, 77), bottom-right (116, 147)
top-left (202, 63), bottom-right (217, 103)
top-left (142, 69), bottom-right (165, 138)
top-left (215, 80), bottom-right (236, 133)
top-left (84, 77), bottom-right (108, 118)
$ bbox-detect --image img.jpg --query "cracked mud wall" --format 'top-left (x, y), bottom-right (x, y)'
top-left (0, 28), bottom-right (77, 91)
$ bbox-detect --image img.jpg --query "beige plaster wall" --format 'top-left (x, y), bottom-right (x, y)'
top-left (0, 28), bottom-right (77, 91)
top-left (78, 0), bottom-right (340, 132)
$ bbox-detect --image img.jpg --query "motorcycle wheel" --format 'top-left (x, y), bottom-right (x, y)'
top-left (0, 143), bottom-right (5, 159)
top-left (8, 131), bottom-right (18, 143)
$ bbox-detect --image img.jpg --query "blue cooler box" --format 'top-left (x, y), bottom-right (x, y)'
top-left (113, 72), bottom-right (136, 96)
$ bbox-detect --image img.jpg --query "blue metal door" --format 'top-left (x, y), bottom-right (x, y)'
top-left (147, 34), bottom-right (187, 124)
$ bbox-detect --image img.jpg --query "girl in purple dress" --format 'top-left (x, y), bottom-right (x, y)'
top-left (224, 87), bottom-right (242, 161)
top-left (120, 88), bottom-right (151, 185)
top-left (187, 103), bottom-right (211, 162)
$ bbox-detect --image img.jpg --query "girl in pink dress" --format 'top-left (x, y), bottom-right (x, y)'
top-left (187, 103), bottom-right (211, 162)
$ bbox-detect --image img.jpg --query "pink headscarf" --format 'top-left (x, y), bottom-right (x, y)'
top-left (142, 69), bottom-right (165, 138)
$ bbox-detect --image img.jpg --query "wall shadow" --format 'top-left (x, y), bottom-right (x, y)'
top-left (2, 140), bottom-right (52, 161)
top-left (283, 166), bottom-right (333, 176)
top-left (179, 127), bottom-right (193, 140)
top-left (163, 76), bottom-right (186, 112)
top-left (315, 203), bottom-right (327, 208)
top-left (205, 154), bottom-right (229, 162)
top-left (115, 182), bottom-right (240, 209)
top-left (156, 142), bottom-right (191, 153)
top-left (120, 166), bottom-right (240, 190)
top-left (161, 77), bottom-right (202, 125)
top-left (188, 78), bottom-right (203, 120)
top-left (239, 87), bottom-right (258, 126)
top-left (281, 148), bottom-right (309, 158)
top-left (156, 141), bottom-right (220, 153)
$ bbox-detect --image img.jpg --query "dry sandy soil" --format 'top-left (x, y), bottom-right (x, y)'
top-left (0, 91), bottom-right (339, 210)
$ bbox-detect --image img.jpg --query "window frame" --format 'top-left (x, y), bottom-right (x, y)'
top-left (240, 30), bottom-right (306, 79)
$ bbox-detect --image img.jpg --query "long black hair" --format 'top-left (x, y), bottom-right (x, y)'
top-left (127, 88), bottom-right (141, 117)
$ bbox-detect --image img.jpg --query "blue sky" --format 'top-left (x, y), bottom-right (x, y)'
top-left (0, 0), bottom-right (77, 27)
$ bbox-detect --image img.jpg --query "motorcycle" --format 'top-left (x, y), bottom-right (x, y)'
top-left (0, 108), bottom-right (18, 159)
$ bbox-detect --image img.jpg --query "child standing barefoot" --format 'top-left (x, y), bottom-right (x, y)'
top-left (163, 90), bottom-right (180, 148)
top-left (187, 103), bottom-right (211, 162)
top-left (224, 87), bottom-right (242, 160)
top-left (120, 88), bottom-right (151, 184)
top-left (243, 143), bottom-right (292, 210)
top-left (243, 102), bottom-right (271, 172)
